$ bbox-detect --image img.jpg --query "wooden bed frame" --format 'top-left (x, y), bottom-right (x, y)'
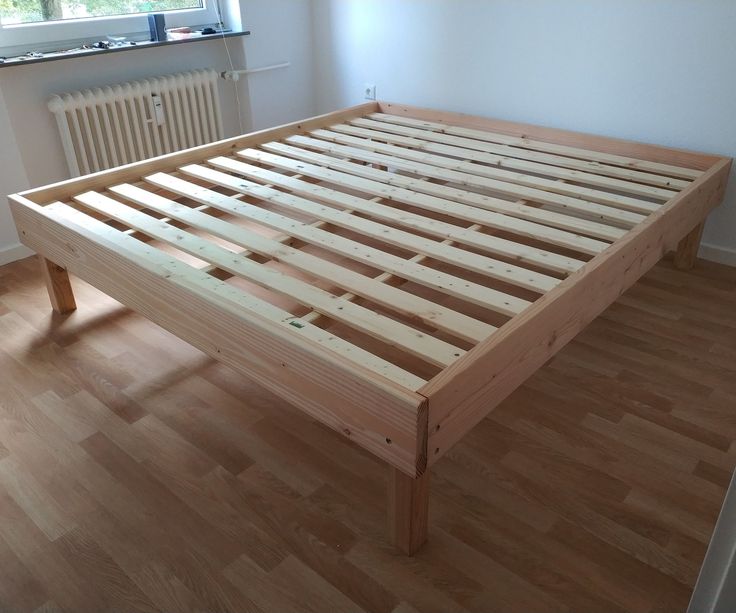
top-left (8, 102), bottom-right (731, 555)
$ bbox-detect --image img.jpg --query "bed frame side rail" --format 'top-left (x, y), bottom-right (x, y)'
top-left (9, 194), bottom-right (428, 478)
top-left (421, 156), bottom-right (732, 464)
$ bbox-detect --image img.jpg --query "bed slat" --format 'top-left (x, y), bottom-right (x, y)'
top-left (183, 162), bottom-right (559, 295)
top-left (234, 149), bottom-right (625, 244)
top-left (327, 123), bottom-right (681, 200)
top-left (103, 183), bottom-right (497, 343)
top-left (73, 191), bottom-right (466, 368)
top-left (352, 117), bottom-right (691, 191)
top-left (147, 171), bottom-right (538, 312)
top-left (296, 130), bottom-right (665, 213)
top-left (237, 148), bottom-right (591, 272)
top-left (282, 135), bottom-right (619, 253)
top-left (39, 201), bottom-right (428, 392)
top-left (220, 151), bottom-right (603, 261)
top-left (256, 141), bottom-right (646, 229)
top-left (367, 113), bottom-right (703, 181)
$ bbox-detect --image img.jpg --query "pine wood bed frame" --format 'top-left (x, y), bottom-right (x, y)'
top-left (8, 102), bottom-right (731, 554)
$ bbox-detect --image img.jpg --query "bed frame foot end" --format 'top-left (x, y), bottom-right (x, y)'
top-left (39, 256), bottom-right (77, 314)
top-left (388, 466), bottom-right (429, 555)
top-left (673, 222), bottom-right (705, 271)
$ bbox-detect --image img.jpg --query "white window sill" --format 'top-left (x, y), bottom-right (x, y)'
top-left (0, 28), bottom-right (249, 69)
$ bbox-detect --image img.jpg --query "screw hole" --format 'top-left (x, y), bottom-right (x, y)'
top-left (385, 437), bottom-right (392, 445)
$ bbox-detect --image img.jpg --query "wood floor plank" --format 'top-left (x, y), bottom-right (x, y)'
top-left (0, 254), bottom-right (733, 611)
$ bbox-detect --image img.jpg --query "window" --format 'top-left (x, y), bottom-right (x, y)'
top-left (0, 0), bottom-right (204, 26)
top-left (0, 0), bottom-right (224, 51)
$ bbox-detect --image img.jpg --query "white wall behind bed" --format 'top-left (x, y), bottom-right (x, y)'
top-left (311, 0), bottom-right (736, 265)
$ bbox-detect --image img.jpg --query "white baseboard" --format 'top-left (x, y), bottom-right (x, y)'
top-left (698, 243), bottom-right (736, 267)
top-left (0, 242), bottom-right (34, 267)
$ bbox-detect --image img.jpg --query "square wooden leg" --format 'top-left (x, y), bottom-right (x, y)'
top-left (39, 256), bottom-right (77, 314)
top-left (673, 222), bottom-right (705, 270)
top-left (388, 467), bottom-right (429, 555)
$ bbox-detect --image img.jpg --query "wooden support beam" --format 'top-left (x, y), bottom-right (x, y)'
top-left (388, 466), bottom-right (430, 555)
top-left (39, 256), bottom-right (77, 314)
top-left (674, 222), bottom-right (705, 270)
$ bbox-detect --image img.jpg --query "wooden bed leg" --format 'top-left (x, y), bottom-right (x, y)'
top-left (388, 467), bottom-right (429, 555)
top-left (673, 222), bottom-right (705, 270)
top-left (39, 256), bottom-right (77, 314)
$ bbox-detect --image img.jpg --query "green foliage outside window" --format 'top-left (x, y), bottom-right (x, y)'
top-left (0, 0), bottom-right (201, 25)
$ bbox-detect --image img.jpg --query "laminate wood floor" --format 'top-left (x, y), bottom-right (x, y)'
top-left (1, 254), bottom-right (734, 613)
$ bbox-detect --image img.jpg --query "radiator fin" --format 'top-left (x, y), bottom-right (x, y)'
top-left (48, 69), bottom-right (224, 177)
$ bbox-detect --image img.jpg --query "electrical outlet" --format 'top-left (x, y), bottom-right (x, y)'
top-left (364, 83), bottom-right (376, 100)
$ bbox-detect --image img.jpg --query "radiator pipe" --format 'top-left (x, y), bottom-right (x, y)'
top-left (221, 62), bottom-right (291, 81)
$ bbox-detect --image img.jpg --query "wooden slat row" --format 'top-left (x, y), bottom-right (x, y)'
top-left (225, 150), bottom-right (602, 262)
top-left (233, 145), bottom-right (626, 244)
top-left (298, 175), bottom-right (455, 327)
top-left (298, 130), bottom-right (665, 212)
top-left (44, 201), bottom-right (428, 391)
top-left (367, 113), bottom-right (702, 182)
top-left (73, 191), bottom-right (465, 369)
top-left (187, 161), bottom-right (560, 294)
top-left (302, 220), bottom-right (487, 328)
top-left (101, 184), bottom-right (496, 344)
top-left (327, 122), bottom-right (680, 200)
top-left (273, 136), bottom-right (620, 252)
top-left (146, 170), bottom-right (538, 313)
top-left (246, 141), bottom-right (645, 228)
top-left (233, 149), bottom-right (590, 272)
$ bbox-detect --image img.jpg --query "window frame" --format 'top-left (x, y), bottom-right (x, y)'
top-left (0, 1), bottom-right (221, 50)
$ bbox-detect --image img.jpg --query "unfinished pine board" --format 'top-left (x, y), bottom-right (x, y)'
top-left (366, 111), bottom-right (704, 182)
top-left (38, 256), bottom-right (77, 314)
top-left (227, 150), bottom-right (610, 257)
top-left (227, 142), bottom-right (628, 244)
top-left (288, 131), bottom-right (664, 214)
top-left (248, 141), bottom-right (647, 228)
top-left (187, 161), bottom-right (562, 291)
top-left (327, 122), bottom-right (681, 200)
top-left (144, 171), bottom-right (540, 309)
top-left (8, 101), bottom-right (731, 555)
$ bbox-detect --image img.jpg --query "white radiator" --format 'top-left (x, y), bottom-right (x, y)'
top-left (48, 69), bottom-right (224, 177)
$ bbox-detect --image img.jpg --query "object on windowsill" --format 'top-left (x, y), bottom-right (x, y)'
top-left (18, 52), bottom-right (44, 60)
top-left (148, 13), bottom-right (166, 42)
top-left (167, 27), bottom-right (193, 41)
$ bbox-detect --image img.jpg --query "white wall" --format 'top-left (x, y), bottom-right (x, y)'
top-left (0, 0), bottom-right (316, 263)
top-left (689, 471), bottom-right (736, 613)
top-left (311, 0), bottom-right (736, 262)
top-left (0, 85), bottom-right (33, 264)
top-left (242, 0), bottom-right (316, 131)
